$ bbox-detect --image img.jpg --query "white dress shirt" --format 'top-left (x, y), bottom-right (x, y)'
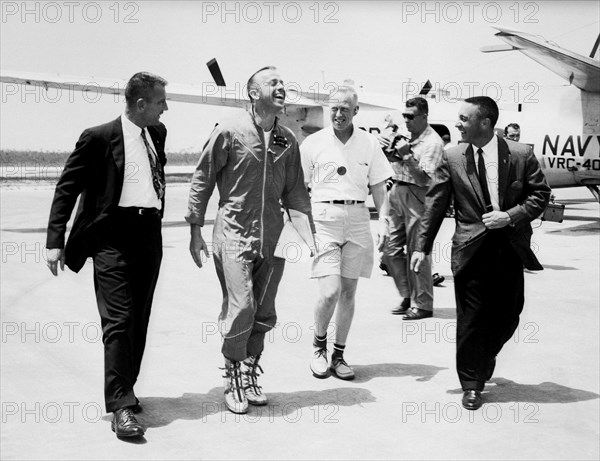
top-left (119, 113), bottom-right (162, 209)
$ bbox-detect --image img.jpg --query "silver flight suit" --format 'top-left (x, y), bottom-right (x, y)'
top-left (186, 110), bottom-right (314, 361)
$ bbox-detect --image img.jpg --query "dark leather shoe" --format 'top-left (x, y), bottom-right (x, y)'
top-left (111, 408), bottom-right (145, 438)
top-left (402, 307), bottom-right (433, 320)
top-left (130, 403), bottom-right (143, 414)
top-left (391, 298), bottom-right (411, 315)
top-left (432, 273), bottom-right (445, 286)
top-left (462, 390), bottom-right (483, 410)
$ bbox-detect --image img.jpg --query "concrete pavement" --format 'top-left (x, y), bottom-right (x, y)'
top-left (1, 182), bottom-right (598, 460)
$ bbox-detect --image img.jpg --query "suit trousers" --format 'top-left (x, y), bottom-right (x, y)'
top-left (383, 183), bottom-right (433, 310)
top-left (92, 210), bottom-right (162, 412)
top-left (454, 229), bottom-right (524, 391)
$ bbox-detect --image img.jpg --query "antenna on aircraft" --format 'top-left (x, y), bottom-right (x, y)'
top-left (207, 58), bottom-right (226, 87)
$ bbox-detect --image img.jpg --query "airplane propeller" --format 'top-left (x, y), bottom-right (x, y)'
top-left (419, 80), bottom-right (432, 96)
top-left (207, 58), bottom-right (226, 87)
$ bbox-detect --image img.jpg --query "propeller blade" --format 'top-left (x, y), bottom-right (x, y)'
top-left (206, 58), bottom-right (226, 87)
top-left (419, 80), bottom-right (432, 96)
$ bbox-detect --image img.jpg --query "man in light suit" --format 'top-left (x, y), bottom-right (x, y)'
top-left (411, 96), bottom-right (550, 410)
top-left (46, 72), bottom-right (168, 438)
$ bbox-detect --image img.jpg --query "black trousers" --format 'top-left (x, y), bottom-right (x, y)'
top-left (454, 230), bottom-right (524, 391)
top-left (92, 210), bottom-right (162, 412)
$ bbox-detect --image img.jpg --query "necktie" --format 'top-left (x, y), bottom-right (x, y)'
top-left (141, 129), bottom-right (165, 200)
top-left (477, 148), bottom-right (493, 212)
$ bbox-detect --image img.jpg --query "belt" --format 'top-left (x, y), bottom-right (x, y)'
top-left (394, 180), bottom-right (413, 186)
top-left (117, 206), bottom-right (160, 216)
top-left (318, 200), bottom-right (365, 205)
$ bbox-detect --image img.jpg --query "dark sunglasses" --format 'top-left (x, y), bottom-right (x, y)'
top-left (402, 112), bottom-right (425, 120)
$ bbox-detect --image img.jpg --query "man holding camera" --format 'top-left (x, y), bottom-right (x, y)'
top-left (380, 97), bottom-right (444, 320)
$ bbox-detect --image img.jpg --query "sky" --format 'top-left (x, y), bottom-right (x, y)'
top-left (1, 0), bottom-right (599, 152)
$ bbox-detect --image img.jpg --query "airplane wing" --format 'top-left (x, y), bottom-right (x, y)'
top-left (0, 70), bottom-right (396, 110)
top-left (0, 60), bottom-right (397, 145)
top-left (481, 27), bottom-right (600, 93)
top-left (0, 70), bottom-right (323, 109)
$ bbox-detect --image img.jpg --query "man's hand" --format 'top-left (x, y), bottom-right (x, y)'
top-left (46, 248), bottom-right (65, 276)
top-left (377, 135), bottom-right (410, 163)
top-left (410, 251), bottom-right (425, 273)
top-left (377, 134), bottom-right (392, 150)
top-left (377, 217), bottom-right (390, 251)
top-left (395, 142), bottom-right (412, 160)
top-left (482, 211), bottom-right (511, 229)
top-left (189, 225), bottom-right (210, 268)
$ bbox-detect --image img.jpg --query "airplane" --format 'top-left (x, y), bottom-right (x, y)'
top-left (481, 26), bottom-right (600, 202)
top-left (1, 27), bottom-right (599, 201)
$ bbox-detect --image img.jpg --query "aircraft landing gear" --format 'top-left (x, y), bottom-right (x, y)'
top-left (586, 185), bottom-right (600, 203)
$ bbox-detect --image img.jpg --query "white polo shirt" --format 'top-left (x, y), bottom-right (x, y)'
top-left (301, 125), bottom-right (393, 202)
top-left (119, 114), bottom-right (162, 209)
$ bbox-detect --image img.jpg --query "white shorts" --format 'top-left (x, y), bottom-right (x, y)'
top-left (311, 202), bottom-right (374, 279)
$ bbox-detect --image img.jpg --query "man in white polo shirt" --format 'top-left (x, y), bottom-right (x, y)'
top-left (301, 86), bottom-right (393, 380)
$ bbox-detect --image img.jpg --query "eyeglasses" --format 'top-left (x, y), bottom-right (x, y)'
top-left (402, 113), bottom-right (425, 120)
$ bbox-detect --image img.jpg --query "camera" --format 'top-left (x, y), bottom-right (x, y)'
top-left (383, 129), bottom-right (409, 161)
top-left (385, 134), bottom-right (405, 155)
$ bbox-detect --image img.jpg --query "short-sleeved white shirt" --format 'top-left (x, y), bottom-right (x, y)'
top-left (301, 125), bottom-right (393, 202)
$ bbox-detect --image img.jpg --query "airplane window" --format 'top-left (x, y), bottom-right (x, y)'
top-left (431, 124), bottom-right (450, 139)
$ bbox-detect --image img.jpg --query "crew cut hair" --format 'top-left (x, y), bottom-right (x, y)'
top-left (247, 66), bottom-right (277, 103)
top-left (125, 72), bottom-right (168, 107)
top-left (465, 96), bottom-right (499, 127)
top-left (326, 85), bottom-right (358, 106)
top-left (406, 96), bottom-right (428, 114)
top-left (505, 122), bottom-right (520, 134)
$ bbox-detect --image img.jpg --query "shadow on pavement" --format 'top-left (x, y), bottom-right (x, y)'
top-left (135, 386), bottom-right (376, 428)
top-left (542, 264), bottom-right (578, 271)
top-left (432, 307), bottom-right (457, 320)
top-left (547, 222), bottom-right (599, 235)
top-left (351, 362), bottom-right (447, 384)
top-left (448, 377), bottom-right (600, 404)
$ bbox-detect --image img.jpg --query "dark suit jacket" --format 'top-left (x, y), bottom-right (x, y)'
top-left (417, 136), bottom-right (550, 276)
top-left (46, 116), bottom-right (167, 273)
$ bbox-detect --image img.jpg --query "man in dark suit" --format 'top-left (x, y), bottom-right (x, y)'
top-left (45, 72), bottom-right (168, 438)
top-left (411, 96), bottom-right (550, 410)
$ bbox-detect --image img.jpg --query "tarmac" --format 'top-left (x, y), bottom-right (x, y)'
top-left (0, 181), bottom-right (598, 460)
